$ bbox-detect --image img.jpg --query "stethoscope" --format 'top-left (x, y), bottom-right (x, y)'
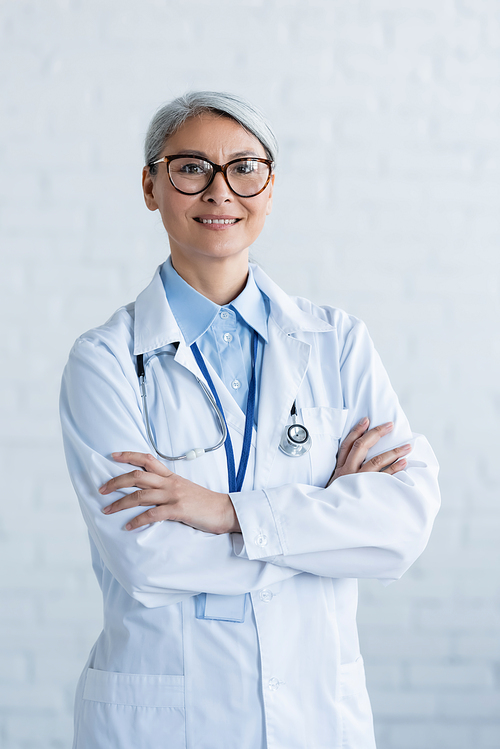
top-left (136, 345), bottom-right (312, 463)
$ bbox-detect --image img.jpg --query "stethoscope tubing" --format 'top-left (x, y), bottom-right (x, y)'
top-left (137, 353), bottom-right (227, 461)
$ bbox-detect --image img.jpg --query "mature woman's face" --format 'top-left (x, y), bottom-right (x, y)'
top-left (142, 113), bottom-right (274, 266)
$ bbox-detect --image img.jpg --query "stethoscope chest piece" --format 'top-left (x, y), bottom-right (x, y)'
top-left (279, 402), bottom-right (312, 457)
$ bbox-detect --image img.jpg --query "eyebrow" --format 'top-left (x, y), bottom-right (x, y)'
top-left (170, 149), bottom-right (262, 160)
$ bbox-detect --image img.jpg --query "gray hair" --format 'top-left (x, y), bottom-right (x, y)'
top-left (144, 91), bottom-right (278, 174)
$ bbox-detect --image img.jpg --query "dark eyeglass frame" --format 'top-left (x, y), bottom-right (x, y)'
top-left (148, 154), bottom-right (274, 198)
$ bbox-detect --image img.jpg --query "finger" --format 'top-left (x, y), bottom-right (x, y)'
top-left (111, 451), bottom-right (173, 476)
top-left (360, 443), bottom-right (412, 473)
top-left (125, 505), bottom-right (174, 531)
top-left (342, 421), bottom-right (394, 472)
top-left (102, 489), bottom-right (169, 514)
top-left (381, 458), bottom-right (407, 475)
top-left (99, 468), bottom-right (165, 496)
top-left (336, 418), bottom-right (370, 470)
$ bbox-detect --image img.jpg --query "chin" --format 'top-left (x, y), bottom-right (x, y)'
top-left (192, 241), bottom-right (250, 261)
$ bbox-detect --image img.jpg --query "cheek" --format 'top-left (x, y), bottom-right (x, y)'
top-left (158, 194), bottom-right (192, 227)
top-left (249, 203), bottom-right (271, 228)
top-left (246, 191), bottom-right (270, 216)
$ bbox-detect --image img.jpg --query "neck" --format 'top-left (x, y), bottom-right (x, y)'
top-left (169, 251), bottom-right (249, 305)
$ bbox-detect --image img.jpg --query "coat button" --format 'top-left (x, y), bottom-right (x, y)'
top-left (255, 533), bottom-right (268, 547)
top-left (268, 677), bottom-right (280, 691)
top-left (260, 589), bottom-right (273, 602)
top-left (220, 310), bottom-right (230, 319)
top-left (223, 333), bottom-right (233, 343)
top-left (231, 379), bottom-right (241, 390)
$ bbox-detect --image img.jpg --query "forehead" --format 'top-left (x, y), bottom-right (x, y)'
top-left (162, 113), bottom-right (267, 160)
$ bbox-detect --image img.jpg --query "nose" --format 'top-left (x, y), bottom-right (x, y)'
top-left (202, 170), bottom-right (233, 204)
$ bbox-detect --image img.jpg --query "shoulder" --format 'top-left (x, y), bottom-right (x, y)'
top-left (67, 302), bottom-right (136, 372)
top-left (77, 302), bottom-right (135, 346)
top-left (68, 262), bottom-right (170, 362)
top-left (61, 301), bottom-right (140, 424)
top-left (291, 295), bottom-right (369, 344)
top-left (251, 264), bottom-right (368, 345)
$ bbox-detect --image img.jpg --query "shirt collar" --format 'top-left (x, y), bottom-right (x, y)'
top-left (231, 266), bottom-right (269, 343)
top-left (160, 257), bottom-right (268, 346)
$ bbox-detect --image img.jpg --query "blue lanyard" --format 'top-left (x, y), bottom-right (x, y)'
top-left (190, 331), bottom-right (258, 493)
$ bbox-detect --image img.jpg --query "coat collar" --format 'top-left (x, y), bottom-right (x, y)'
top-left (134, 261), bottom-right (334, 356)
top-left (251, 264), bottom-right (334, 336)
top-left (133, 265), bottom-right (181, 355)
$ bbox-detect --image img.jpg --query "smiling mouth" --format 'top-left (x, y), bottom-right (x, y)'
top-left (194, 218), bottom-right (241, 225)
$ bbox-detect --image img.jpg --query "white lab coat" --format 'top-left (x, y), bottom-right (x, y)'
top-left (60, 261), bottom-right (440, 749)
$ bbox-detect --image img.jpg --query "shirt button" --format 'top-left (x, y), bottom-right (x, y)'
top-left (255, 533), bottom-right (268, 547)
top-left (268, 678), bottom-right (280, 691)
top-left (231, 379), bottom-right (241, 390)
top-left (220, 310), bottom-right (229, 319)
top-left (223, 332), bottom-right (233, 343)
top-left (260, 589), bottom-right (273, 603)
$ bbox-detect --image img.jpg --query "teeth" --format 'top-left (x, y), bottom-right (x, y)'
top-left (200, 218), bottom-right (238, 224)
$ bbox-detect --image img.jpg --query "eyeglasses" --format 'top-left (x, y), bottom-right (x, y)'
top-left (149, 154), bottom-right (274, 198)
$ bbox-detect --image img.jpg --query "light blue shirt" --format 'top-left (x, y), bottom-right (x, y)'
top-left (160, 258), bottom-right (269, 422)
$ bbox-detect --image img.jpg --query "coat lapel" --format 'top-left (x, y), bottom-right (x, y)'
top-left (174, 340), bottom-right (250, 442)
top-left (251, 264), bottom-right (334, 490)
top-left (254, 318), bottom-right (311, 490)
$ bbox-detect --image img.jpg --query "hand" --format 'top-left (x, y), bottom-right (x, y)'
top-left (326, 418), bottom-right (411, 487)
top-left (99, 452), bottom-right (241, 534)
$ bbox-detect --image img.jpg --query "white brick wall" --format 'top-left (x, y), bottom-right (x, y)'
top-left (1, 1), bottom-right (498, 746)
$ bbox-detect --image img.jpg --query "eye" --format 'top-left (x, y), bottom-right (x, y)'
top-left (232, 160), bottom-right (259, 175)
top-left (179, 161), bottom-right (210, 175)
top-left (169, 157), bottom-right (212, 178)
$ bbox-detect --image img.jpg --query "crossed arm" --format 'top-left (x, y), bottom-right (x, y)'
top-left (62, 322), bottom-right (439, 602)
top-left (99, 418), bottom-right (412, 534)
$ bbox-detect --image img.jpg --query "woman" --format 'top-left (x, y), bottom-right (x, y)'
top-left (60, 91), bottom-right (440, 749)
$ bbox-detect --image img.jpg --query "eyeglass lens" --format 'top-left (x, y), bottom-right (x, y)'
top-left (168, 158), bottom-right (270, 196)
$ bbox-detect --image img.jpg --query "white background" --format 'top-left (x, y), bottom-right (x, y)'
top-left (1, 1), bottom-right (499, 747)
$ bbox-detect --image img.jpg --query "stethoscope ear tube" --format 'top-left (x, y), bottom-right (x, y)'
top-left (136, 353), bottom-right (145, 379)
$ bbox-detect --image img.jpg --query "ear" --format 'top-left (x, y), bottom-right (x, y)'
top-left (142, 166), bottom-right (158, 212)
top-left (265, 173), bottom-right (275, 216)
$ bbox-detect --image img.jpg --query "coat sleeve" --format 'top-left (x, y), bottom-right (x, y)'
top-left (60, 336), bottom-right (300, 609)
top-left (230, 317), bottom-right (440, 584)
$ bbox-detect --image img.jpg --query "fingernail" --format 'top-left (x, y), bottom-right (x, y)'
top-left (383, 421), bottom-right (393, 428)
top-left (125, 523), bottom-right (132, 531)
top-left (358, 417), bottom-right (369, 426)
top-left (402, 444), bottom-right (412, 451)
top-left (102, 506), bottom-right (112, 514)
top-left (99, 486), bottom-right (107, 494)
top-left (112, 452), bottom-right (123, 458)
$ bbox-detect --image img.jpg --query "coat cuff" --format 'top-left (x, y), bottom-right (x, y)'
top-left (230, 489), bottom-right (284, 560)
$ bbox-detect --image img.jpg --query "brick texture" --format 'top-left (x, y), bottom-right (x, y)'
top-left (1, 1), bottom-right (499, 747)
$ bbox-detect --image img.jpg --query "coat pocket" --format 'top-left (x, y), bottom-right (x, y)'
top-left (75, 668), bottom-right (186, 749)
top-left (339, 655), bottom-right (366, 699)
top-left (339, 657), bottom-right (376, 749)
top-left (300, 406), bottom-right (349, 438)
top-left (300, 407), bottom-right (349, 486)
